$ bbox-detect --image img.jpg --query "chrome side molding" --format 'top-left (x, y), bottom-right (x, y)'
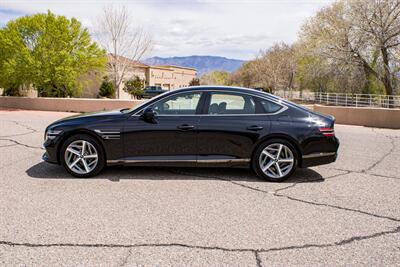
top-left (302, 152), bottom-right (336, 159)
top-left (94, 129), bottom-right (120, 140)
top-left (107, 158), bottom-right (250, 164)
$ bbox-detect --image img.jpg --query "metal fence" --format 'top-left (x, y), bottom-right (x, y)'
top-left (314, 93), bottom-right (400, 108)
top-left (275, 91), bottom-right (400, 109)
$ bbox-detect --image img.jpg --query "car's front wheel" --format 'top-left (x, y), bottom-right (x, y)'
top-left (60, 134), bottom-right (105, 178)
top-left (252, 139), bottom-right (298, 182)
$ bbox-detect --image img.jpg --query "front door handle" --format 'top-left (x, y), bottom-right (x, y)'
top-left (247, 125), bottom-right (263, 131)
top-left (177, 124), bottom-right (195, 131)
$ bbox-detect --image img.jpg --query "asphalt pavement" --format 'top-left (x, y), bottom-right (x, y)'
top-left (0, 109), bottom-right (399, 266)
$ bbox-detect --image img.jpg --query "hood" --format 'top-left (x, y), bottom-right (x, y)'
top-left (61, 109), bottom-right (124, 120)
top-left (48, 109), bottom-right (126, 129)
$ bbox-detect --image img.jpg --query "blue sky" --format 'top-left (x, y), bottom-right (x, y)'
top-left (0, 0), bottom-right (333, 60)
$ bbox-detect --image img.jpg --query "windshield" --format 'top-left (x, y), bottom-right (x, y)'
top-left (124, 90), bottom-right (170, 113)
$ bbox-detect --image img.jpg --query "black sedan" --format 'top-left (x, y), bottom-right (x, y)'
top-left (43, 86), bottom-right (339, 182)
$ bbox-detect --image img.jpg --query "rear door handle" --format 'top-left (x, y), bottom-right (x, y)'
top-left (247, 125), bottom-right (263, 131)
top-left (177, 124), bottom-right (195, 131)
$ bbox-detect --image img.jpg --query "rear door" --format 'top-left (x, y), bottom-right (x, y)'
top-left (197, 91), bottom-right (271, 164)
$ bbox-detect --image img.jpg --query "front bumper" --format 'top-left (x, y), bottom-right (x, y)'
top-left (43, 138), bottom-right (60, 164)
top-left (42, 152), bottom-right (57, 164)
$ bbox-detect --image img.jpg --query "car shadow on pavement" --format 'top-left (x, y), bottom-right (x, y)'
top-left (26, 162), bottom-right (324, 184)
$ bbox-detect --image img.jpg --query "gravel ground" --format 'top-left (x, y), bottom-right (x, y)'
top-left (0, 109), bottom-right (399, 266)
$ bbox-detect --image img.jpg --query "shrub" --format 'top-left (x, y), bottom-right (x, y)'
top-left (98, 77), bottom-right (115, 98)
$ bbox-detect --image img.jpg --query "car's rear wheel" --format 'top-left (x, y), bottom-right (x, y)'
top-left (252, 139), bottom-right (298, 182)
top-left (60, 134), bottom-right (104, 178)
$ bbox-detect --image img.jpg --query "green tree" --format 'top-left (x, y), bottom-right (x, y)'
top-left (123, 76), bottom-right (144, 99)
top-left (0, 11), bottom-right (106, 97)
top-left (98, 76), bottom-right (115, 98)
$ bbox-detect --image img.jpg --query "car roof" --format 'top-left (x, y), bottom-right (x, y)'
top-left (171, 85), bottom-right (274, 98)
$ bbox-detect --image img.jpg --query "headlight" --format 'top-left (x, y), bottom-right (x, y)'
top-left (44, 129), bottom-right (63, 141)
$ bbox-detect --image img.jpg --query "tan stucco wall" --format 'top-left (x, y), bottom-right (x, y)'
top-left (313, 105), bottom-right (400, 129)
top-left (0, 96), bottom-right (145, 113)
top-left (147, 66), bottom-right (197, 90)
top-left (168, 66), bottom-right (197, 89)
top-left (147, 67), bottom-right (174, 90)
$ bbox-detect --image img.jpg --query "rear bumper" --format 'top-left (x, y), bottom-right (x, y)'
top-left (301, 136), bottom-right (339, 168)
top-left (301, 152), bottom-right (337, 167)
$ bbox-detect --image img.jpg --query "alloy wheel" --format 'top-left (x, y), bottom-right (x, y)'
top-left (259, 143), bottom-right (294, 179)
top-left (64, 140), bottom-right (98, 175)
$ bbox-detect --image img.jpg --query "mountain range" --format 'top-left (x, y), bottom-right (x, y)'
top-left (143, 55), bottom-right (245, 76)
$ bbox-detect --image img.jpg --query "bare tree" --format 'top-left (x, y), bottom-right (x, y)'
top-left (246, 43), bottom-right (296, 95)
top-left (299, 0), bottom-right (400, 97)
top-left (350, 0), bottom-right (400, 96)
top-left (98, 5), bottom-right (152, 98)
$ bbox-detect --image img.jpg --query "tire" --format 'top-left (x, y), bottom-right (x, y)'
top-left (252, 138), bottom-right (298, 182)
top-left (60, 134), bottom-right (105, 178)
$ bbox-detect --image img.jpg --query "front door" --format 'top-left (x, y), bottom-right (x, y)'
top-left (123, 91), bottom-right (203, 165)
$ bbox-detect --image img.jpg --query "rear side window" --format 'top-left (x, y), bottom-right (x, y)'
top-left (208, 93), bottom-right (256, 115)
top-left (258, 99), bottom-right (282, 114)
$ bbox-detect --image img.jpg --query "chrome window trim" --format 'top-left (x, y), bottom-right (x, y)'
top-left (132, 89), bottom-right (288, 117)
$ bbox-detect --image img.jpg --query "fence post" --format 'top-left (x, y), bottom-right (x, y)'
top-left (345, 94), bottom-right (348, 106)
top-left (335, 94), bottom-right (338, 106)
top-left (327, 93), bottom-right (329, 105)
top-left (355, 94), bottom-right (358, 107)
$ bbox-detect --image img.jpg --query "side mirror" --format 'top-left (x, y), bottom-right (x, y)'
top-left (140, 107), bottom-right (157, 123)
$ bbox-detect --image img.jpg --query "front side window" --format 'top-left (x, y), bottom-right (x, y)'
top-left (152, 92), bottom-right (202, 115)
top-left (208, 93), bottom-right (256, 115)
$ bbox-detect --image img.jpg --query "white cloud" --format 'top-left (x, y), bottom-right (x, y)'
top-left (0, 0), bottom-right (333, 60)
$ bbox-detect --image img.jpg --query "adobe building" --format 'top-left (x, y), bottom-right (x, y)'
top-left (105, 56), bottom-right (197, 100)
top-left (116, 64), bottom-right (197, 100)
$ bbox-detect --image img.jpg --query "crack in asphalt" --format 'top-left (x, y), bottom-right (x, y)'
top-left (168, 169), bottom-right (400, 223)
top-left (363, 133), bottom-right (396, 172)
top-left (0, 226), bottom-right (399, 254)
top-left (0, 138), bottom-right (44, 150)
top-left (319, 129), bottom-right (399, 180)
top-left (120, 248), bottom-right (132, 267)
top-left (273, 193), bottom-right (400, 222)
top-left (273, 170), bottom-right (351, 194)
top-left (323, 166), bottom-right (400, 180)
top-left (0, 143), bottom-right (18, 148)
top-left (0, 121), bottom-right (42, 149)
top-left (254, 251), bottom-right (262, 267)
top-left (0, 120), bottom-right (39, 138)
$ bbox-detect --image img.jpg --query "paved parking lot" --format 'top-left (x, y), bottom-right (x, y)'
top-left (0, 109), bottom-right (399, 266)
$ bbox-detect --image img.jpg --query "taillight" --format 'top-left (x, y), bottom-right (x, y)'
top-left (319, 127), bottom-right (335, 137)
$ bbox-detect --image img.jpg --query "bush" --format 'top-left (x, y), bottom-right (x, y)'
top-left (123, 76), bottom-right (144, 99)
top-left (2, 85), bottom-right (22, 96)
top-left (98, 77), bottom-right (115, 98)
